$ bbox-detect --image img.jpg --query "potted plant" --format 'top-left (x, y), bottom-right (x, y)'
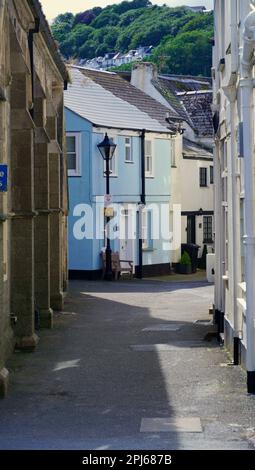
top-left (178, 251), bottom-right (192, 274)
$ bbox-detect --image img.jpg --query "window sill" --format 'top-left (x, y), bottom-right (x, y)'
top-left (145, 175), bottom-right (154, 179)
top-left (203, 240), bottom-right (214, 244)
top-left (68, 173), bottom-right (82, 177)
top-left (142, 247), bottom-right (155, 252)
top-left (125, 160), bottom-right (134, 164)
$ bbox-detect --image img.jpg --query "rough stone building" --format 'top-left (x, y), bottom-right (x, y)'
top-left (0, 0), bottom-right (69, 397)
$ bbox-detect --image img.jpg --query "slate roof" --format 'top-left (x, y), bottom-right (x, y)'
top-left (178, 91), bottom-right (213, 138)
top-left (65, 66), bottom-right (181, 133)
top-left (152, 78), bottom-right (188, 123)
top-left (183, 139), bottom-right (213, 159)
top-left (153, 75), bottom-right (213, 138)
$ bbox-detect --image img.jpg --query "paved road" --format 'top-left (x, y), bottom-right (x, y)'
top-left (0, 279), bottom-right (255, 450)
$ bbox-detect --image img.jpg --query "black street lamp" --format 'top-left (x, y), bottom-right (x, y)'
top-left (97, 133), bottom-right (117, 280)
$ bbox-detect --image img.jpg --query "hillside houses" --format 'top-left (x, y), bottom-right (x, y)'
top-left (79, 46), bottom-right (154, 71)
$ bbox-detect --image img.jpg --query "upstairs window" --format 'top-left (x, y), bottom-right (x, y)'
top-left (200, 167), bottom-right (207, 187)
top-left (145, 140), bottom-right (153, 177)
top-left (66, 133), bottom-right (81, 177)
top-left (125, 137), bottom-right (133, 162)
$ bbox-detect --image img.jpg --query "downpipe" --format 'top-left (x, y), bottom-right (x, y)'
top-left (240, 5), bottom-right (255, 393)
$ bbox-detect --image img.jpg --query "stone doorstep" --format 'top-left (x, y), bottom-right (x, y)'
top-left (0, 368), bottom-right (9, 399)
top-left (140, 417), bottom-right (203, 433)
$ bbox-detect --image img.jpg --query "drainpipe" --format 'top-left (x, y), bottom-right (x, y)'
top-left (240, 5), bottom-right (255, 393)
top-left (230, 0), bottom-right (238, 77)
top-left (28, 18), bottom-right (40, 119)
top-left (224, 87), bottom-right (241, 365)
top-left (213, 140), bottom-right (223, 314)
top-left (137, 129), bottom-right (146, 279)
top-left (230, 0), bottom-right (242, 366)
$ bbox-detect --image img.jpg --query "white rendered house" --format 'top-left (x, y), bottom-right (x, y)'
top-left (213, 0), bottom-right (255, 393)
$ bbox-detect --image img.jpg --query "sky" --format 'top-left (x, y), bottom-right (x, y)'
top-left (40, 0), bottom-right (213, 21)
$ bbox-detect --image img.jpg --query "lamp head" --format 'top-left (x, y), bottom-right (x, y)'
top-left (97, 133), bottom-right (117, 160)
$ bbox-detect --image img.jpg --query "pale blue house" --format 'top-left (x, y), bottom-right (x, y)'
top-left (65, 66), bottom-right (180, 278)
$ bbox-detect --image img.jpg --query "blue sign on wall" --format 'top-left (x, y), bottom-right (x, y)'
top-left (0, 165), bottom-right (8, 192)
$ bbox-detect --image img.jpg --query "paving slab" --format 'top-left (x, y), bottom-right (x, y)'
top-left (140, 417), bottom-right (203, 433)
top-left (0, 279), bottom-right (254, 450)
top-left (142, 324), bottom-right (183, 332)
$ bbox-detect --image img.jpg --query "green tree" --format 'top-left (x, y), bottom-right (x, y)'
top-left (51, 3), bottom-right (213, 76)
top-left (152, 30), bottom-right (212, 76)
top-left (91, 11), bottom-right (120, 29)
top-left (70, 25), bottom-right (94, 50)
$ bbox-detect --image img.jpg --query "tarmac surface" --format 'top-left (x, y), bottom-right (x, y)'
top-left (0, 279), bottom-right (255, 450)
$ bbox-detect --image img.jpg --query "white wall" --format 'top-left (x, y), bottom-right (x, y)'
top-left (180, 159), bottom-right (214, 213)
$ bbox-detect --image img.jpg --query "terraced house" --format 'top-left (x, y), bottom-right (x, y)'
top-left (213, 0), bottom-right (255, 393)
top-left (130, 63), bottom-right (214, 264)
top-left (65, 66), bottom-right (182, 279)
top-left (0, 0), bottom-right (69, 397)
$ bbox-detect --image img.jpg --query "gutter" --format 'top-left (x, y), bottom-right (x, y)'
top-left (27, 0), bottom-right (69, 86)
top-left (240, 4), bottom-right (255, 393)
top-left (137, 129), bottom-right (146, 279)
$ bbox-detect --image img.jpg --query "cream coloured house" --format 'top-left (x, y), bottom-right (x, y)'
top-left (130, 63), bottom-right (214, 264)
top-left (213, 0), bottom-right (255, 393)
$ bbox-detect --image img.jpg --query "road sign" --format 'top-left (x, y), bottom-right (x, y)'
top-left (104, 194), bottom-right (112, 206)
top-left (0, 165), bottom-right (8, 192)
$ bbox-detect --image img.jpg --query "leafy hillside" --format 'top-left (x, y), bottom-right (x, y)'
top-left (51, 0), bottom-right (214, 76)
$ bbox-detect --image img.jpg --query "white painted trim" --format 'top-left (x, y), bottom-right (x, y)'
top-left (145, 138), bottom-right (154, 178)
top-left (66, 132), bottom-right (82, 177)
top-left (124, 136), bottom-right (133, 163)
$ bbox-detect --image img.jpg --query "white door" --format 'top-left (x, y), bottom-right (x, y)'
top-left (120, 208), bottom-right (134, 269)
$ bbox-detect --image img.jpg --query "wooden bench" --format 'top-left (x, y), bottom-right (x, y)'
top-left (101, 251), bottom-right (133, 280)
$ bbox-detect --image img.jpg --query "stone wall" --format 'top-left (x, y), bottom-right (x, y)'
top-left (0, 0), bottom-right (68, 397)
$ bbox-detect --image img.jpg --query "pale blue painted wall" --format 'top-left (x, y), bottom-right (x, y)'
top-left (66, 106), bottom-right (172, 272)
top-left (91, 133), bottom-right (141, 203)
top-left (66, 109), bottom-right (94, 270)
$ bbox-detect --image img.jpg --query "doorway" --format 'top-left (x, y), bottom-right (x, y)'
top-left (187, 215), bottom-right (196, 244)
top-left (120, 208), bottom-right (135, 268)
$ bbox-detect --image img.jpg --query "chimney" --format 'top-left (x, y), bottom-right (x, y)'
top-left (131, 62), bottom-right (158, 94)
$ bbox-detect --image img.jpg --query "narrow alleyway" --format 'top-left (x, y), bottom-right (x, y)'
top-left (0, 279), bottom-right (255, 450)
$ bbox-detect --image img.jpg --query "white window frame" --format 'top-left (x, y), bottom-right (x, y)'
top-left (66, 132), bottom-right (81, 177)
top-left (141, 208), bottom-right (153, 250)
top-left (142, 209), bottom-right (148, 250)
top-left (145, 139), bottom-right (153, 177)
top-left (124, 136), bottom-right (133, 163)
top-left (103, 135), bottom-right (118, 177)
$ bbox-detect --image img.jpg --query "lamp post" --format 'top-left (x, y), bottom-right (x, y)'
top-left (97, 133), bottom-right (117, 280)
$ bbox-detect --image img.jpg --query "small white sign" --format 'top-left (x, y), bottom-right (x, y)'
top-left (104, 194), bottom-right (112, 206)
